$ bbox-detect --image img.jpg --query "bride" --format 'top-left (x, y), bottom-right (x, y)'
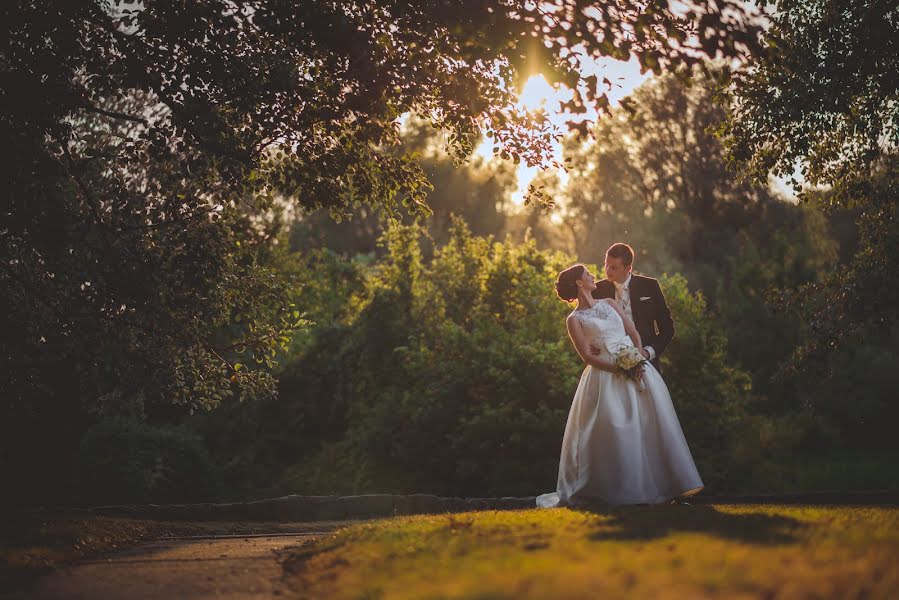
top-left (537, 264), bottom-right (704, 508)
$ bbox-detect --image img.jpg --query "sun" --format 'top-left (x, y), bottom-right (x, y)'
top-left (519, 74), bottom-right (557, 111)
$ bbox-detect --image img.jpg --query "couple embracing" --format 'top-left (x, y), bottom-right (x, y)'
top-left (537, 243), bottom-right (704, 508)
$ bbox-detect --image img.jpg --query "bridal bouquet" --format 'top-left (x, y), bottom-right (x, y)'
top-left (614, 345), bottom-right (648, 391)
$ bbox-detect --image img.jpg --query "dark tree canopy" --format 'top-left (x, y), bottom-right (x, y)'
top-left (723, 0), bottom-right (899, 377)
top-left (724, 0), bottom-right (898, 197)
top-left (4, 1), bottom-right (762, 216)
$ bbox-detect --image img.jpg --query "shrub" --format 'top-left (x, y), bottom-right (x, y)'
top-left (70, 418), bottom-right (219, 505)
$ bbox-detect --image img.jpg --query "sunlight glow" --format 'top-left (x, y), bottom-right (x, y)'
top-left (476, 56), bottom-right (652, 205)
top-left (519, 74), bottom-right (558, 111)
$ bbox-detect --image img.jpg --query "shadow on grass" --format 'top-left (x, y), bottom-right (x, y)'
top-left (575, 504), bottom-right (806, 545)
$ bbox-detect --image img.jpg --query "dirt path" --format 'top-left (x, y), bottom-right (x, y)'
top-left (17, 526), bottom-right (344, 600)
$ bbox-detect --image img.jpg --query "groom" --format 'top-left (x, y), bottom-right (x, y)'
top-left (591, 243), bottom-right (674, 372)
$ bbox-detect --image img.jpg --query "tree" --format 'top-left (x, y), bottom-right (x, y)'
top-left (261, 222), bottom-right (758, 496)
top-left (288, 118), bottom-right (516, 256)
top-left (723, 0), bottom-right (897, 199)
top-left (260, 219), bottom-right (752, 495)
top-left (722, 0), bottom-right (899, 377)
top-left (3, 1), bottom-right (762, 216)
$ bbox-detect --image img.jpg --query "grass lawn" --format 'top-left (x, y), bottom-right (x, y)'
top-left (283, 504), bottom-right (899, 599)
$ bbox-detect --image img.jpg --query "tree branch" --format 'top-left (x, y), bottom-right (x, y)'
top-left (124, 204), bottom-right (219, 233)
top-left (81, 102), bottom-right (148, 125)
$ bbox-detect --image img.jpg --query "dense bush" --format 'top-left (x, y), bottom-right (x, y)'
top-left (812, 321), bottom-right (899, 449)
top-left (69, 419), bottom-right (220, 505)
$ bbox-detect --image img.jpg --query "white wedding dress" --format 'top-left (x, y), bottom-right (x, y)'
top-left (537, 299), bottom-right (704, 508)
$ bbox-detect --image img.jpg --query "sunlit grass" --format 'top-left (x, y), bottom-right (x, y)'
top-left (284, 505), bottom-right (899, 599)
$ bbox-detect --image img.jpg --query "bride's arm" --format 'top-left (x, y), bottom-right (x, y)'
top-left (566, 315), bottom-right (618, 373)
top-left (606, 299), bottom-right (643, 349)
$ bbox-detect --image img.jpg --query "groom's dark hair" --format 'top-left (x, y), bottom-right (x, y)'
top-left (606, 242), bottom-right (634, 266)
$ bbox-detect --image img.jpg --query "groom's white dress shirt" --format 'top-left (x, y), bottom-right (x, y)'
top-left (614, 273), bottom-right (656, 361)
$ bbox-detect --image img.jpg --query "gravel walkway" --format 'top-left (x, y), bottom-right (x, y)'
top-left (19, 526), bottom-right (342, 600)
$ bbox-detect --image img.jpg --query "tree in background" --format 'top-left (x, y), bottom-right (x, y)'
top-left (723, 0), bottom-right (899, 444)
top-left (288, 118), bottom-right (516, 256)
top-left (1, 91), bottom-right (305, 502)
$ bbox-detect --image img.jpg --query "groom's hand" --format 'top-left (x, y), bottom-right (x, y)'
top-left (589, 344), bottom-right (603, 356)
top-left (639, 348), bottom-right (650, 360)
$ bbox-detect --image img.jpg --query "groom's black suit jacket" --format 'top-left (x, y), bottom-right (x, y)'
top-left (592, 274), bottom-right (674, 372)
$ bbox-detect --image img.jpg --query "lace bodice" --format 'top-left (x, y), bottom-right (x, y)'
top-left (571, 300), bottom-right (635, 359)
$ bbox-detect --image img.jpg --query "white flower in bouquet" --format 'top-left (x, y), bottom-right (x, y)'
top-left (614, 345), bottom-right (647, 391)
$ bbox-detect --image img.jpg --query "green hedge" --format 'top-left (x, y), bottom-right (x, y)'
top-left (70, 418), bottom-right (220, 505)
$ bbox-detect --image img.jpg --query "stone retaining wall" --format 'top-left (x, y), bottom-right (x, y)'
top-left (43, 490), bottom-right (898, 523)
top-left (71, 494), bottom-right (537, 522)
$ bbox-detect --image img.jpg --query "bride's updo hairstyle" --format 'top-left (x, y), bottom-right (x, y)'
top-left (555, 264), bottom-right (586, 302)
